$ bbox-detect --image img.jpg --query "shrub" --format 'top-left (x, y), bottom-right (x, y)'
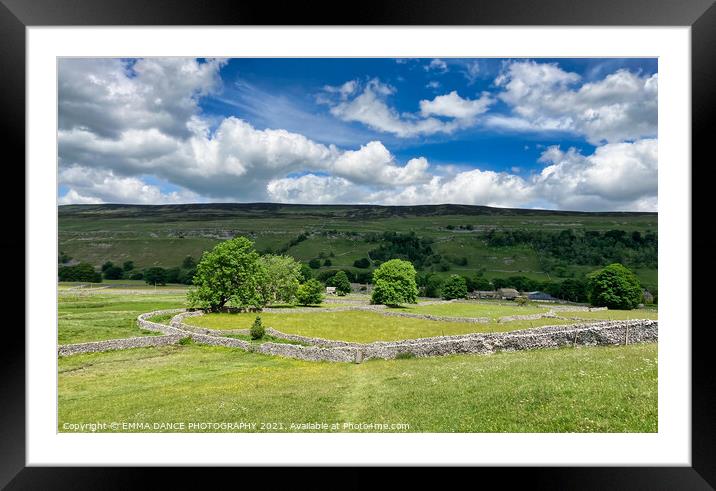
top-left (587, 263), bottom-right (642, 310)
top-left (515, 295), bottom-right (529, 306)
top-left (417, 272), bottom-right (443, 298)
top-left (317, 270), bottom-right (338, 283)
top-left (370, 259), bottom-right (418, 307)
top-left (332, 270), bottom-right (352, 296)
top-left (164, 267), bottom-right (182, 284)
top-left (355, 271), bottom-right (373, 284)
top-left (308, 258), bottom-right (321, 269)
top-left (395, 351), bottom-right (415, 360)
top-left (446, 256), bottom-right (468, 266)
top-left (353, 257), bottom-right (371, 269)
top-left (178, 267), bottom-right (196, 285)
top-left (466, 276), bottom-right (492, 292)
top-left (558, 278), bottom-right (589, 303)
top-left (178, 337), bottom-right (194, 346)
top-left (103, 265), bottom-right (124, 280)
top-left (250, 316), bottom-right (265, 340)
top-left (58, 262), bottom-right (102, 282)
top-left (296, 279), bottom-right (325, 306)
top-left (299, 263), bottom-right (313, 282)
top-left (144, 267), bottom-right (168, 286)
top-left (441, 274), bottom-right (468, 300)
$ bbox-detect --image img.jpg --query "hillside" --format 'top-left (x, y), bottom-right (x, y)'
top-left (58, 203), bottom-right (658, 290)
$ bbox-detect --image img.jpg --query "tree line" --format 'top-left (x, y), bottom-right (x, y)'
top-left (485, 228), bottom-right (657, 271)
top-left (57, 253), bottom-right (198, 285)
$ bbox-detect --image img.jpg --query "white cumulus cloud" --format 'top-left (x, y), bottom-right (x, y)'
top-left (59, 166), bottom-right (201, 204)
top-left (58, 57), bottom-right (657, 212)
top-left (490, 60), bottom-right (657, 144)
top-left (419, 90), bottom-right (493, 119)
top-left (321, 79), bottom-right (494, 138)
top-left (533, 138), bottom-right (658, 210)
top-left (59, 57), bottom-right (226, 139)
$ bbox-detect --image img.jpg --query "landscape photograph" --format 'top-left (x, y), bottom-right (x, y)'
top-left (57, 57), bottom-right (658, 433)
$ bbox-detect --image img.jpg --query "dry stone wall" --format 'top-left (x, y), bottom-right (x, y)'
top-left (59, 307), bottom-right (658, 363)
top-left (550, 305), bottom-right (608, 312)
top-left (168, 310), bottom-right (658, 363)
top-left (58, 334), bottom-right (186, 356)
top-left (497, 312), bottom-right (558, 323)
top-left (232, 319), bottom-right (658, 363)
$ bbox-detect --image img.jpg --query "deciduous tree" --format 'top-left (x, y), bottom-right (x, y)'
top-left (587, 263), bottom-right (642, 310)
top-left (188, 237), bottom-right (263, 311)
top-left (371, 259), bottom-right (418, 307)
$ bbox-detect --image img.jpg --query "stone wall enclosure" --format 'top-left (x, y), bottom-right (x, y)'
top-left (57, 307), bottom-right (658, 363)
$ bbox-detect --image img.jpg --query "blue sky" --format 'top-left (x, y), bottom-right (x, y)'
top-left (58, 57), bottom-right (658, 211)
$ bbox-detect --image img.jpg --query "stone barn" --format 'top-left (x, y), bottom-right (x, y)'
top-left (497, 288), bottom-right (519, 300)
top-left (526, 291), bottom-right (557, 301)
top-left (468, 290), bottom-right (498, 300)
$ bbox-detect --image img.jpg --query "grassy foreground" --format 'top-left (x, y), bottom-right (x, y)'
top-left (58, 342), bottom-right (657, 433)
top-left (185, 311), bottom-right (576, 343)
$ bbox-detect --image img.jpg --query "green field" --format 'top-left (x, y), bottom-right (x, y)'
top-left (58, 203), bottom-right (658, 290)
top-left (57, 287), bottom-right (658, 433)
top-left (186, 311), bottom-right (575, 343)
top-left (404, 302), bottom-right (549, 319)
top-left (58, 292), bottom-right (186, 344)
top-left (58, 342), bottom-right (657, 432)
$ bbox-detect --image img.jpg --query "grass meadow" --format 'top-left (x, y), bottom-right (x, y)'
top-left (58, 292), bottom-right (186, 344)
top-left (58, 342), bottom-right (657, 433)
top-left (57, 288), bottom-right (658, 433)
top-left (185, 310), bottom-right (576, 343)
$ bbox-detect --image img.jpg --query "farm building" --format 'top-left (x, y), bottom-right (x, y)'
top-left (467, 290), bottom-right (498, 299)
top-left (325, 286), bottom-right (336, 295)
top-left (526, 291), bottom-right (557, 301)
top-left (497, 288), bottom-right (519, 300)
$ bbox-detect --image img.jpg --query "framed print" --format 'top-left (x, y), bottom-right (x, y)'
top-left (3, 0), bottom-right (715, 487)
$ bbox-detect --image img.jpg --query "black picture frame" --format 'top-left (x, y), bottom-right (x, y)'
top-left (3, 0), bottom-right (713, 487)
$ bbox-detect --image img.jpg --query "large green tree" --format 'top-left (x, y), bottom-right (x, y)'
top-left (188, 236), bottom-right (263, 311)
top-left (441, 274), bottom-right (468, 300)
top-left (256, 254), bottom-right (302, 305)
top-left (587, 263), bottom-right (642, 310)
top-left (371, 259), bottom-right (418, 307)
